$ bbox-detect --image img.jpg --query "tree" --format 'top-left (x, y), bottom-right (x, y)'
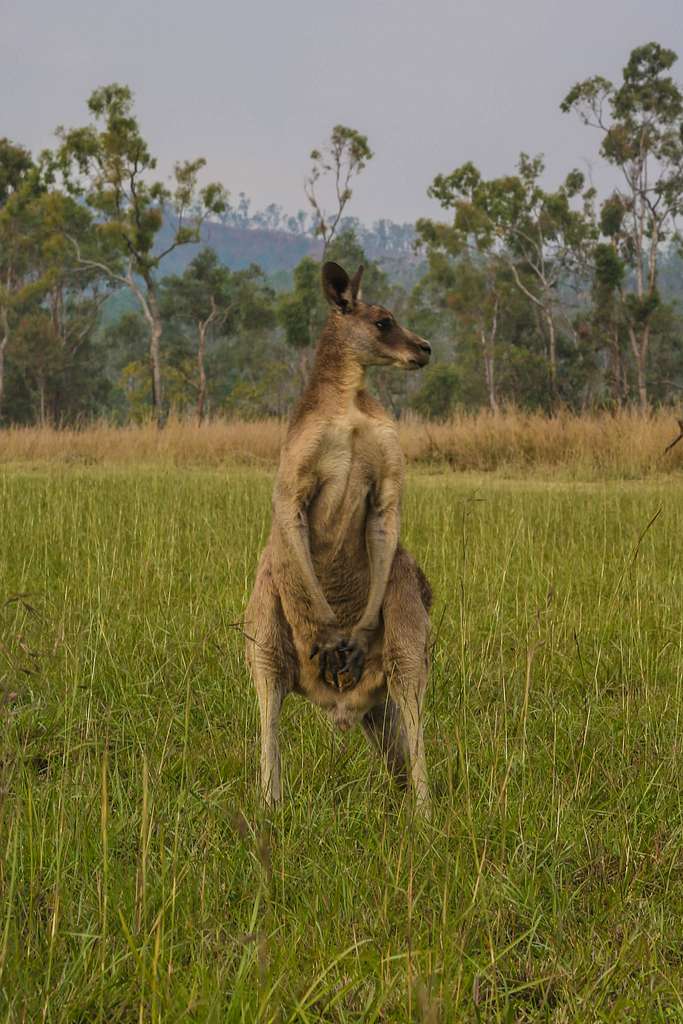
top-left (452, 259), bottom-right (506, 412)
top-left (160, 257), bottom-right (276, 418)
top-left (588, 242), bottom-right (628, 404)
top-left (55, 83), bottom-right (227, 421)
top-left (30, 191), bottom-right (115, 422)
top-left (161, 249), bottom-right (234, 421)
top-left (10, 311), bottom-right (62, 425)
top-left (411, 364), bottom-right (461, 420)
top-left (304, 125), bottom-right (373, 254)
top-left (413, 240), bottom-right (507, 412)
top-left (562, 42), bottom-right (683, 409)
top-left (421, 155), bottom-right (596, 408)
top-left (0, 144), bottom-right (113, 424)
top-left (0, 139), bottom-right (38, 421)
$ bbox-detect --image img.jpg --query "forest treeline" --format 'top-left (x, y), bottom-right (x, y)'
top-left (1, 41), bottom-right (683, 426)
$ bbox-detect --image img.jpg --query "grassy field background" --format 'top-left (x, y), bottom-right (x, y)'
top-left (1, 463), bottom-right (683, 1021)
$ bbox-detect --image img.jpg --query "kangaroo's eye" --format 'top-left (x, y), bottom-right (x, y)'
top-left (375, 317), bottom-right (393, 331)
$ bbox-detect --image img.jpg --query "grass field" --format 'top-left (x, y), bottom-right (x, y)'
top-left (1, 464), bottom-right (683, 1021)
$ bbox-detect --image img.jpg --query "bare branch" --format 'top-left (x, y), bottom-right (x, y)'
top-left (664, 419), bottom-right (683, 454)
top-left (65, 234), bottom-right (130, 289)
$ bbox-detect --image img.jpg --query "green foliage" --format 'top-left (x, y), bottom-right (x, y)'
top-left (624, 290), bottom-right (661, 325)
top-left (562, 42), bottom-right (683, 405)
top-left (410, 363), bottom-right (461, 419)
top-left (159, 253), bottom-right (277, 416)
top-left (0, 138), bottom-right (35, 205)
top-left (56, 84), bottom-right (227, 281)
top-left (0, 143), bottom-right (42, 332)
top-left (0, 143), bottom-right (117, 423)
top-left (8, 307), bottom-right (112, 424)
top-left (52, 83), bottom-right (229, 418)
top-left (424, 153), bottom-right (596, 276)
top-left (161, 248), bottom-right (234, 328)
top-left (420, 150), bottom-right (598, 408)
top-left (224, 359), bottom-right (295, 418)
top-left (593, 242), bottom-right (625, 290)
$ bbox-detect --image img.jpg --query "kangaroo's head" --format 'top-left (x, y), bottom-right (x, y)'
top-left (322, 261), bottom-right (431, 370)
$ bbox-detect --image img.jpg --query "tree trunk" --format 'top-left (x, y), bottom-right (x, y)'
top-left (129, 273), bottom-right (164, 423)
top-left (629, 324), bottom-right (649, 412)
top-left (197, 322), bottom-right (207, 423)
top-left (142, 279), bottom-right (163, 422)
top-left (480, 330), bottom-right (498, 413)
top-left (608, 327), bottom-right (626, 406)
top-left (545, 311), bottom-right (558, 410)
top-left (149, 314), bottom-right (163, 421)
top-left (0, 307), bottom-right (8, 424)
top-left (38, 373), bottom-right (47, 427)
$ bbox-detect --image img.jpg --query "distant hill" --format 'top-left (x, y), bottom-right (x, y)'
top-left (153, 212), bottom-right (425, 290)
top-left (104, 209), bottom-right (682, 333)
top-left (99, 221), bottom-right (321, 324)
top-left (155, 220), bottom-right (322, 277)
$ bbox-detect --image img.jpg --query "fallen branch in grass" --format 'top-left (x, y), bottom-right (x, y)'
top-left (664, 419), bottom-right (683, 455)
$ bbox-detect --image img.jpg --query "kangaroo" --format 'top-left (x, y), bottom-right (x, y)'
top-left (245, 261), bottom-right (433, 814)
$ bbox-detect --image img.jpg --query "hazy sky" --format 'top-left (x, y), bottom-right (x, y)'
top-left (2, 0), bottom-right (682, 225)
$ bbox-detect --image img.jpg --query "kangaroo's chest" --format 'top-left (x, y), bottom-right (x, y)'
top-left (309, 416), bottom-right (385, 536)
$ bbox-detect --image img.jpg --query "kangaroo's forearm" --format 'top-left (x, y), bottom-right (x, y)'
top-left (276, 507), bottom-right (336, 626)
top-left (356, 509), bottom-right (399, 633)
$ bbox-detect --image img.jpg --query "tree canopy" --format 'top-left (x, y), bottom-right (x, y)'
top-left (1, 44), bottom-right (683, 426)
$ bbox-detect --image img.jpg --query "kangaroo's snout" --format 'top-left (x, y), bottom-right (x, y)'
top-left (408, 337), bottom-right (432, 369)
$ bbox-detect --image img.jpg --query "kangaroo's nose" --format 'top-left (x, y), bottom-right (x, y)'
top-left (418, 339), bottom-right (432, 355)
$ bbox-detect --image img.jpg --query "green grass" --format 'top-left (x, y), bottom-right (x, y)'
top-left (1, 465), bottom-right (683, 1022)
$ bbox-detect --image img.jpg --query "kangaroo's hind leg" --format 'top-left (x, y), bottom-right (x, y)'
top-left (245, 551), bottom-right (296, 808)
top-left (382, 547), bottom-right (432, 816)
top-left (362, 698), bottom-right (408, 786)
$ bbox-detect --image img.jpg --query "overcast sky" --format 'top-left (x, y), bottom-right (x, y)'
top-left (2, 0), bottom-right (681, 225)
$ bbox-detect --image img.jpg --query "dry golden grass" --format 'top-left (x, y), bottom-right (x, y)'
top-left (1, 408), bottom-right (682, 477)
top-left (401, 407), bottom-right (683, 477)
top-left (0, 417), bottom-right (288, 468)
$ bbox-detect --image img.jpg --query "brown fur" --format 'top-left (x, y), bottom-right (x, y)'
top-left (245, 262), bottom-right (433, 813)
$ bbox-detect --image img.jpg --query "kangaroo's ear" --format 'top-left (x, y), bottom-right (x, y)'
top-left (349, 264), bottom-right (364, 302)
top-left (322, 261), bottom-right (353, 311)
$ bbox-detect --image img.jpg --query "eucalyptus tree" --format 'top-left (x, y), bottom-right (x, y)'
top-left (55, 83), bottom-right (227, 421)
top-left (589, 242), bottom-right (628, 404)
top-left (415, 225), bottom-right (509, 412)
top-left (304, 125), bottom-right (373, 254)
top-left (0, 139), bottom-right (37, 420)
top-left (16, 193), bottom-right (114, 423)
top-left (0, 143), bottom-right (112, 423)
top-left (161, 254), bottom-right (276, 418)
top-left (562, 42), bottom-right (683, 408)
top-left (161, 249), bottom-right (235, 422)
top-left (421, 155), bottom-right (596, 408)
